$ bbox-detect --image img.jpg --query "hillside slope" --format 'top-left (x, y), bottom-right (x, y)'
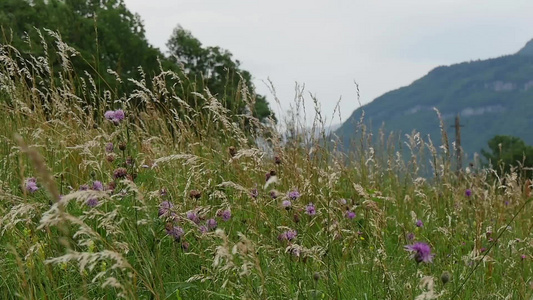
top-left (336, 40), bottom-right (533, 158)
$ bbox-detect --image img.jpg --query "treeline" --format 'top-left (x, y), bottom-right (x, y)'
top-left (0, 0), bottom-right (273, 121)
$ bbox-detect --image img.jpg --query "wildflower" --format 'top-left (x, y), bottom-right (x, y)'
top-left (285, 229), bottom-right (297, 241)
top-left (270, 190), bottom-right (279, 199)
top-left (181, 241), bottom-right (190, 252)
top-left (228, 146), bottom-right (237, 157)
top-left (220, 210), bottom-right (231, 221)
top-left (306, 203), bottom-right (316, 216)
top-left (415, 219), bottom-right (423, 227)
top-left (92, 180), bottom-right (104, 191)
top-left (118, 142), bottom-right (126, 151)
top-left (441, 272), bottom-right (450, 284)
top-left (480, 247), bottom-right (487, 253)
top-left (104, 110), bottom-right (115, 121)
top-left (465, 189), bottom-right (472, 197)
top-left (25, 178), bottom-right (38, 193)
top-left (206, 218), bottom-right (217, 230)
top-left (250, 188), bottom-right (258, 199)
top-left (521, 254), bottom-right (527, 260)
top-left (165, 224), bottom-right (184, 242)
top-left (86, 197), bottom-right (99, 208)
top-left (346, 211), bottom-right (356, 219)
top-left (106, 154), bottom-right (115, 162)
top-left (288, 190), bottom-right (300, 200)
top-left (282, 200), bottom-right (292, 210)
top-left (158, 201), bottom-right (173, 216)
top-left (198, 225), bottom-right (208, 233)
top-left (160, 188), bottom-right (168, 197)
top-left (189, 190), bottom-right (201, 199)
top-left (407, 232), bottom-right (415, 241)
top-left (187, 211), bottom-right (200, 224)
top-left (79, 184), bottom-right (89, 191)
top-left (113, 168), bottom-right (127, 179)
top-left (265, 170), bottom-right (276, 182)
top-left (105, 142), bottom-right (114, 153)
top-left (405, 242), bottom-right (434, 263)
top-left (275, 156), bottom-right (282, 165)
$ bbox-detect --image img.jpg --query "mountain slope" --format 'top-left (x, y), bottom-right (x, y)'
top-left (336, 40), bottom-right (533, 158)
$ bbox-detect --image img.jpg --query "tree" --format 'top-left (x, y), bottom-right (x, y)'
top-left (166, 25), bottom-right (273, 121)
top-left (481, 135), bottom-right (533, 176)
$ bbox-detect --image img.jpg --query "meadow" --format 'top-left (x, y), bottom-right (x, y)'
top-left (0, 33), bottom-right (531, 299)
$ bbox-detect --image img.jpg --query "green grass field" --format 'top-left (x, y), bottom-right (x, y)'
top-left (0, 34), bottom-right (531, 299)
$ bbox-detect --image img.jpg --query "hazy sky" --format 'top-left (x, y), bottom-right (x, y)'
top-left (123, 0), bottom-right (533, 126)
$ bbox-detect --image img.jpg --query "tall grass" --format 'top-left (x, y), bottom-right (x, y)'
top-left (0, 30), bottom-right (531, 299)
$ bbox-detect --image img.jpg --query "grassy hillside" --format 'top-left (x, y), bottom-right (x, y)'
top-left (0, 35), bottom-right (531, 299)
top-left (336, 44), bottom-right (533, 160)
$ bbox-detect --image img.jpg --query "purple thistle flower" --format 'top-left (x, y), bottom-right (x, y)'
top-left (187, 211), bottom-right (200, 224)
top-left (221, 210), bottom-right (231, 221)
top-left (158, 201), bottom-right (173, 216)
top-left (288, 190), bottom-right (300, 200)
top-left (105, 142), bottom-right (114, 153)
top-left (113, 109), bottom-right (125, 121)
top-left (282, 200), bottom-right (292, 210)
top-left (306, 203), bottom-right (316, 216)
top-left (113, 168), bottom-right (127, 179)
top-left (250, 188), bottom-right (258, 199)
top-left (104, 110), bottom-right (115, 120)
top-left (285, 229), bottom-right (297, 241)
top-left (405, 242), bottom-right (434, 264)
top-left (407, 232), bottom-right (415, 241)
top-left (206, 218), bottom-right (217, 230)
top-left (92, 180), bottom-right (104, 191)
top-left (86, 197), bottom-right (99, 208)
top-left (166, 225), bottom-right (184, 242)
top-left (465, 189), bottom-right (472, 197)
top-left (25, 178), bottom-right (38, 193)
top-left (198, 225), bottom-right (208, 233)
top-left (416, 219), bottom-right (423, 227)
top-left (346, 211), bottom-right (356, 220)
top-left (270, 190), bottom-right (279, 199)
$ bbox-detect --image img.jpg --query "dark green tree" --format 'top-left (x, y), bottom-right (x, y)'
top-left (481, 135), bottom-right (533, 176)
top-left (166, 25), bottom-right (273, 121)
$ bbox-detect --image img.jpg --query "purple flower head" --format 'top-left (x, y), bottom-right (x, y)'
top-left (288, 190), bottom-right (300, 200)
top-left (160, 188), bottom-right (168, 197)
top-left (25, 178), bottom-right (38, 193)
top-left (79, 184), bottom-right (89, 191)
top-left (306, 203), bottom-right (316, 216)
top-left (158, 201), bottom-right (173, 216)
top-left (250, 188), bottom-right (258, 199)
top-left (221, 210), bottom-right (231, 221)
top-left (92, 180), bottom-right (104, 191)
top-left (113, 168), bottom-right (127, 179)
top-left (105, 142), bottom-right (114, 153)
top-left (416, 219), bottom-right (423, 227)
top-left (282, 200), bottom-right (292, 210)
top-left (206, 218), bottom-right (217, 230)
top-left (405, 242), bottom-right (434, 264)
top-left (407, 232), bottom-right (415, 241)
top-left (198, 225), bottom-right (208, 233)
top-left (186, 211), bottom-right (200, 224)
top-left (346, 211), bottom-right (356, 220)
top-left (166, 225), bottom-right (184, 242)
top-left (278, 230), bottom-right (298, 242)
top-left (465, 189), bottom-right (472, 197)
top-left (86, 197), bottom-right (99, 208)
top-left (104, 109), bottom-right (125, 124)
top-left (270, 190), bottom-right (279, 199)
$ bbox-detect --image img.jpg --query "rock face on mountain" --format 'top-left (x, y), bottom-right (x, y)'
top-left (336, 39), bottom-right (533, 158)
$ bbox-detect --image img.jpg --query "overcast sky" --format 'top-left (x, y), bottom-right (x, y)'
top-left (123, 0), bottom-right (533, 126)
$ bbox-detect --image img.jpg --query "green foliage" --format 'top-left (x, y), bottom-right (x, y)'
top-left (481, 135), bottom-right (533, 176)
top-left (0, 0), bottom-right (273, 122)
top-left (166, 26), bottom-right (273, 120)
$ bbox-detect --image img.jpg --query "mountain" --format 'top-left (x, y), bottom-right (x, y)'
top-left (336, 39), bottom-right (533, 159)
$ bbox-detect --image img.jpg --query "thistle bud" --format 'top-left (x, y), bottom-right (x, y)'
top-left (441, 271), bottom-right (450, 285)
